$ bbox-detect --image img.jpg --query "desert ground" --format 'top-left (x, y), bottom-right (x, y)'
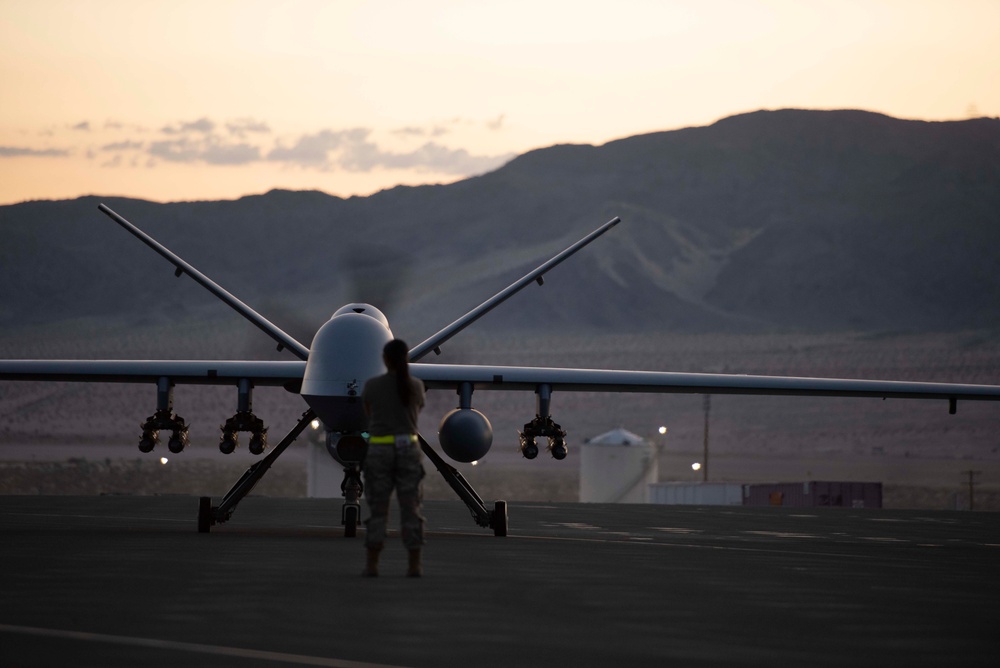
top-left (2, 327), bottom-right (998, 510)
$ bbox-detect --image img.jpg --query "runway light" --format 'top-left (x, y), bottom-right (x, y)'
top-left (310, 419), bottom-right (321, 430)
top-left (658, 426), bottom-right (668, 435)
top-left (160, 457), bottom-right (169, 465)
top-left (691, 462), bottom-right (701, 471)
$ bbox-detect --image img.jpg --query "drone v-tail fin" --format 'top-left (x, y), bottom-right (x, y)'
top-left (97, 204), bottom-right (311, 361)
top-left (408, 216), bottom-right (620, 362)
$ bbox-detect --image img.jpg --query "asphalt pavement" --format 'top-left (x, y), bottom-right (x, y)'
top-left (1, 495), bottom-right (998, 667)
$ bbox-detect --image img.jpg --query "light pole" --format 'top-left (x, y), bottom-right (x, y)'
top-left (962, 470), bottom-right (981, 511)
top-left (702, 394), bottom-right (711, 482)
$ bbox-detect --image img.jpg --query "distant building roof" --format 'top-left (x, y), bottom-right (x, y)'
top-left (585, 427), bottom-right (647, 446)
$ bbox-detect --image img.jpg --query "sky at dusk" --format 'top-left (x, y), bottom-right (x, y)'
top-left (1, 0), bottom-right (998, 205)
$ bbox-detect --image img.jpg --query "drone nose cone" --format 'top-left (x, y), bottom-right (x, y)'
top-left (301, 312), bottom-right (393, 431)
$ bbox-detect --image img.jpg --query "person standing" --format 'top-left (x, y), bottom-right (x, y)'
top-left (361, 338), bottom-right (426, 577)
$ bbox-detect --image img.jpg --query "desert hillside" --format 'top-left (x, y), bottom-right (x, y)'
top-left (2, 109), bottom-right (998, 508)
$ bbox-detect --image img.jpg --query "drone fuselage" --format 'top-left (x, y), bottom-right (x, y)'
top-left (300, 304), bottom-right (393, 434)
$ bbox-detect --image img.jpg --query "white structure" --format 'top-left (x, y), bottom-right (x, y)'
top-left (580, 428), bottom-right (659, 503)
top-left (649, 482), bottom-right (744, 506)
top-left (307, 438), bottom-right (340, 498)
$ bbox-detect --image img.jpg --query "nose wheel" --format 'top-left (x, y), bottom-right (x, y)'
top-left (197, 496), bottom-right (212, 533)
top-left (340, 462), bottom-right (364, 538)
top-left (335, 435), bottom-right (368, 538)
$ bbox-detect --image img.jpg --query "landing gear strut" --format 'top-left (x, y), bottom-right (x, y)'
top-left (197, 409), bottom-right (316, 533)
top-left (195, 412), bottom-right (508, 537)
top-left (335, 435), bottom-right (368, 538)
top-left (418, 433), bottom-right (508, 537)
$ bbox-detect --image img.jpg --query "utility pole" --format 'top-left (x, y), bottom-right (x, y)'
top-left (702, 394), bottom-right (711, 482)
top-left (962, 470), bottom-right (981, 511)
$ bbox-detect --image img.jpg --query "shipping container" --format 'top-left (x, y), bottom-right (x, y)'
top-left (649, 482), bottom-right (744, 506)
top-left (742, 481), bottom-right (882, 508)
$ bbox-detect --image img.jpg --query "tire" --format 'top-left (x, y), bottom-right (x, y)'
top-left (197, 496), bottom-right (212, 533)
top-left (493, 500), bottom-right (508, 537)
top-left (344, 505), bottom-right (359, 538)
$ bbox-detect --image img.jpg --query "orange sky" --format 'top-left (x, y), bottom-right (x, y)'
top-left (1, 0), bottom-right (998, 205)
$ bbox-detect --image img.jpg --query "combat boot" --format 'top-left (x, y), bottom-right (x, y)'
top-left (407, 549), bottom-right (422, 577)
top-left (362, 545), bottom-right (382, 577)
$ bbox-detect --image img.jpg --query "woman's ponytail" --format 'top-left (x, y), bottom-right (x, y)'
top-left (382, 339), bottom-right (412, 407)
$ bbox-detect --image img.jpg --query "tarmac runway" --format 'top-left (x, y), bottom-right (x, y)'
top-left (1, 495), bottom-right (998, 667)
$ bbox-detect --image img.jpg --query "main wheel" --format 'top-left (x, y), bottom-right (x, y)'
top-left (343, 505), bottom-right (359, 538)
top-left (197, 496), bottom-right (213, 533)
top-left (492, 500), bottom-right (508, 537)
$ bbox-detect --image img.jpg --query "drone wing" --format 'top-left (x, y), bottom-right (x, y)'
top-left (408, 217), bottom-right (620, 361)
top-left (0, 359), bottom-right (305, 388)
top-left (410, 361), bottom-right (1000, 463)
top-left (98, 204), bottom-right (311, 360)
top-left (412, 362), bottom-right (1000, 408)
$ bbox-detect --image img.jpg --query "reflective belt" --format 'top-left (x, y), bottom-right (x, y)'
top-left (368, 434), bottom-right (418, 445)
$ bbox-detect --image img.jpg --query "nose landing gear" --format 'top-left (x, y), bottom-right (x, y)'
top-left (335, 435), bottom-right (368, 538)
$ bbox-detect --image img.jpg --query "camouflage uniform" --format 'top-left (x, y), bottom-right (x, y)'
top-left (362, 371), bottom-right (426, 550)
top-left (363, 437), bottom-right (425, 549)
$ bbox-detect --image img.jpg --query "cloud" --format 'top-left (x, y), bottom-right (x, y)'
top-left (104, 120), bottom-right (150, 133)
top-left (226, 118), bottom-right (271, 138)
top-left (71, 121), bottom-right (91, 132)
top-left (267, 128), bottom-right (513, 175)
top-left (391, 124), bottom-right (450, 139)
top-left (161, 117), bottom-right (215, 135)
top-left (201, 142), bottom-right (260, 165)
top-left (0, 146), bottom-right (70, 157)
top-left (149, 138), bottom-right (200, 162)
top-left (266, 128), bottom-right (369, 166)
top-left (102, 140), bottom-right (144, 151)
top-left (338, 137), bottom-right (513, 175)
top-left (3, 116), bottom-right (513, 177)
top-left (487, 114), bottom-right (506, 131)
top-left (391, 126), bottom-right (428, 138)
top-left (148, 136), bottom-right (260, 165)
top-left (369, 141), bottom-right (514, 175)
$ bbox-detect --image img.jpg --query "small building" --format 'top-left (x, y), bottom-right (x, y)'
top-left (307, 439), bottom-right (340, 498)
top-left (580, 428), bottom-right (659, 504)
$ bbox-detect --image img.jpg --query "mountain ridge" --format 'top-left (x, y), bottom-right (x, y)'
top-left (2, 109), bottom-right (998, 346)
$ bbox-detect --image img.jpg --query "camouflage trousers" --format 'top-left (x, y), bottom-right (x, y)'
top-left (363, 439), bottom-right (426, 549)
